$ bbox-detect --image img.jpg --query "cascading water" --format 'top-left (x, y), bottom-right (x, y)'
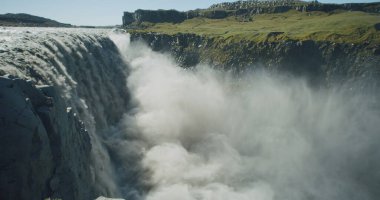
top-left (112, 34), bottom-right (380, 200)
top-left (0, 28), bottom-right (144, 199)
top-left (0, 28), bottom-right (379, 200)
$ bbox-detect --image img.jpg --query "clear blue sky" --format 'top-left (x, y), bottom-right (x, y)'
top-left (1, 0), bottom-right (378, 26)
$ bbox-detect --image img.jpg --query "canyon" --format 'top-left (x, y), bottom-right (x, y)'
top-left (0, 1), bottom-right (380, 199)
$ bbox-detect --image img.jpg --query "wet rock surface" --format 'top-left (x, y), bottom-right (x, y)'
top-left (0, 75), bottom-right (92, 200)
top-left (0, 28), bottom-right (133, 200)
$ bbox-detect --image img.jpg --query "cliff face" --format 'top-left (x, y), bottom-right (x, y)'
top-left (124, 1), bottom-right (380, 88)
top-left (122, 9), bottom-right (230, 26)
top-left (123, 10), bottom-right (187, 25)
top-left (0, 75), bottom-right (92, 200)
top-left (130, 32), bottom-right (380, 87)
top-left (210, 1), bottom-right (380, 13)
top-left (123, 2), bottom-right (380, 26)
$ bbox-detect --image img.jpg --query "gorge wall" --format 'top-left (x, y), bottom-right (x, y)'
top-left (0, 75), bottom-right (92, 200)
top-left (123, 1), bottom-right (380, 26)
top-left (109, 31), bottom-right (380, 200)
top-left (129, 32), bottom-right (380, 89)
top-left (1, 27), bottom-right (380, 200)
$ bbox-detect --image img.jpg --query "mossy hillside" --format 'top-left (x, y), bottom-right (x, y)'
top-left (130, 10), bottom-right (380, 45)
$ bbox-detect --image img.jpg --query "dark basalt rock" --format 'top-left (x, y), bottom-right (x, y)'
top-left (0, 76), bottom-right (54, 200)
top-left (123, 2), bottom-right (380, 27)
top-left (122, 12), bottom-right (135, 26)
top-left (123, 9), bottom-right (187, 25)
top-left (210, 1), bottom-right (380, 13)
top-left (0, 75), bottom-right (93, 200)
top-left (267, 32), bottom-right (285, 37)
top-left (201, 10), bottom-right (228, 19)
top-left (374, 47), bottom-right (380, 55)
top-left (375, 23), bottom-right (380, 31)
top-left (129, 32), bottom-right (380, 88)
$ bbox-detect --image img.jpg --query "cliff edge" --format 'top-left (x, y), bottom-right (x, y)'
top-left (125, 0), bottom-right (380, 87)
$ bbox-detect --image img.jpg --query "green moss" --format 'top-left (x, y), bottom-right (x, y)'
top-left (129, 10), bottom-right (380, 45)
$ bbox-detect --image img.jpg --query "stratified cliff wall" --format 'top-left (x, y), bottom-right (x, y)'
top-left (123, 9), bottom-right (187, 25)
top-left (130, 32), bottom-right (380, 88)
top-left (209, 1), bottom-right (380, 13)
top-left (123, 1), bottom-right (380, 26)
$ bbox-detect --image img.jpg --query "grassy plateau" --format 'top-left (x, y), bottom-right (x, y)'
top-left (130, 10), bottom-right (380, 45)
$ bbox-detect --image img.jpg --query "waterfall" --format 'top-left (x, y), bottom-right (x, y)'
top-left (1, 27), bottom-right (380, 200)
top-left (0, 28), bottom-right (140, 199)
top-left (112, 33), bottom-right (380, 200)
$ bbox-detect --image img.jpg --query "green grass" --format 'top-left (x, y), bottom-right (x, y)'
top-left (130, 10), bottom-right (380, 45)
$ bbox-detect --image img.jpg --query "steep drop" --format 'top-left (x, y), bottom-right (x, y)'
top-left (0, 28), bottom-right (380, 200)
top-left (0, 28), bottom-right (143, 199)
top-left (116, 34), bottom-right (380, 200)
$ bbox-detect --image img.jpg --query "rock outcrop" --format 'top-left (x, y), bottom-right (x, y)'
top-left (0, 75), bottom-right (92, 200)
top-left (209, 1), bottom-right (380, 13)
top-left (123, 1), bottom-right (380, 26)
top-left (130, 32), bottom-right (380, 88)
top-left (0, 28), bottom-right (135, 200)
top-left (123, 9), bottom-right (187, 25)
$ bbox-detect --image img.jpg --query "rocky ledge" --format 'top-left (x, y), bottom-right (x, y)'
top-left (130, 32), bottom-right (380, 88)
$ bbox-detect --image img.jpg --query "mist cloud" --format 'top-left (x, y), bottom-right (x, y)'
top-left (110, 33), bottom-right (380, 200)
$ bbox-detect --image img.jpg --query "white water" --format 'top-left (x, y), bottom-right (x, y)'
top-left (111, 34), bottom-right (380, 200)
top-left (0, 28), bottom-right (131, 197)
top-left (1, 28), bottom-right (379, 200)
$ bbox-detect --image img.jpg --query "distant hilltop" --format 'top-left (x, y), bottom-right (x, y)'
top-left (0, 13), bottom-right (71, 27)
top-left (123, 0), bottom-right (380, 26)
